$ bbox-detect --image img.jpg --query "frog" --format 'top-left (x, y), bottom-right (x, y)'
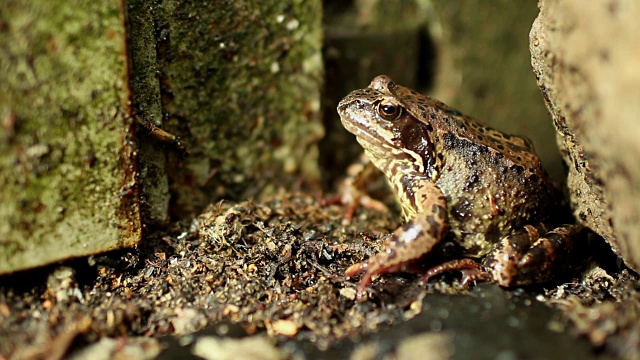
top-left (338, 75), bottom-right (579, 300)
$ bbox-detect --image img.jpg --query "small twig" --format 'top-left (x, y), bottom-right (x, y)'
top-left (132, 113), bottom-right (187, 154)
top-left (308, 261), bottom-right (332, 277)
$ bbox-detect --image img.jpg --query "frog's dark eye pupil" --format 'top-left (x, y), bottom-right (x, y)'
top-left (377, 101), bottom-right (402, 121)
top-left (381, 104), bottom-right (396, 114)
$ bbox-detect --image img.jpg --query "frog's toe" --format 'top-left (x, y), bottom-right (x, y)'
top-left (459, 267), bottom-right (492, 287)
top-left (421, 258), bottom-right (491, 286)
top-left (344, 261), bottom-right (373, 300)
top-left (345, 261), bottom-right (368, 277)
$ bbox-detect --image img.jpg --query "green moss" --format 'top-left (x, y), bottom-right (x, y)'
top-left (143, 0), bottom-right (324, 215)
top-left (0, 0), bottom-right (140, 273)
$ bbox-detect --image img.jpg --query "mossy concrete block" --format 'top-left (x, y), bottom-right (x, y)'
top-left (0, 0), bottom-right (324, 273)
top-left (127, 0), bottom-right (170, 226)
top-left (0, 0), bottom-right (141, 273)
top-left (143, 0), bottom-right (324, 216)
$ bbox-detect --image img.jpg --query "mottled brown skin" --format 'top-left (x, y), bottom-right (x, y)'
top-left (338, 75), bottom-right (575, 299)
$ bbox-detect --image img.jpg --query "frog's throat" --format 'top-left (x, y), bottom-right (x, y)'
top-left (362, 144), bottom-right (427, 183)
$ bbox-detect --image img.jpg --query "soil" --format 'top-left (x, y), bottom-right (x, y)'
top-left (0, 191), bottom-right (638, 359)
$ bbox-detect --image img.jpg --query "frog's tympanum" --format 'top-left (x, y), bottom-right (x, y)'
top-left (338, 75), bottom-right (578, 300)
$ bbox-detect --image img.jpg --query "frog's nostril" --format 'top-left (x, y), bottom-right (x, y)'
top-left (337, 101), bottom-right (350, 113)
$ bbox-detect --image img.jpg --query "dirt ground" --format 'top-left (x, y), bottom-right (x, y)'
top-left (1, 191), bottom-right (639, 359)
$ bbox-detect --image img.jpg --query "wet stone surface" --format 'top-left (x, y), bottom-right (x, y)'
top-left (0, 192), bottom-right (638, 359)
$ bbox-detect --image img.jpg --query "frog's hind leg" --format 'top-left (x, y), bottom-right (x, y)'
top-left (482, 224), bottom-right (583, 287)
top-left (421, 258), bottom-right (492, 286)
top-left (421, 224), bottom-right (583, 287)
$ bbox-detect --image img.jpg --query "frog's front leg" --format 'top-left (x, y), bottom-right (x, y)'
top-left (345, 185), bottom-right (448, 300)
top-left (320, 153), bottom-right (389, 222)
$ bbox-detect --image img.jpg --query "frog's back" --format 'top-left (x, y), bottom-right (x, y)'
top-left (370, 75), bottom-right (540, 170)
top-left (369, 75), bottom-right (557, 256)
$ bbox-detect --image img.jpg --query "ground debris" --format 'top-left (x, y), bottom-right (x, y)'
top-left (0, 192), bottom-right (638, 359)
top-left (546, 268), bottom-right (640, 359)
top-left (0, 193), bottom-right (419, 358)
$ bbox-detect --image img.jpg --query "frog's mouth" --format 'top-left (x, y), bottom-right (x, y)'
top-left (338, 99), bottom-right (401, 157)
top-left (339, 115), bottom-right (395, 156)
top-left (352, 129), bottom-right (396, 157)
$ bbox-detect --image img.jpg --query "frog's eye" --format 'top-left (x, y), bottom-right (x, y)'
top-left (377, 100), bottom-right (402, 121)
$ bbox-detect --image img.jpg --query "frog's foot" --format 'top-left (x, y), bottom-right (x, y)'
top-left (345, 190), bottom-right (448, 300)
top-left (320, 190), bottom-right (388, 223)
top-left (482, 224), bottom-right (582, 287)
top-left (421, 259), bottom-right (492, 287)
top-left (345, 259), bottom-right (407, 300)
top-left (320, 154), bottom-right (388, 222)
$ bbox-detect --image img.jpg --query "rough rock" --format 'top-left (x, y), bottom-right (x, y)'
top-left (530, 0), bottom-right (640, 271)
